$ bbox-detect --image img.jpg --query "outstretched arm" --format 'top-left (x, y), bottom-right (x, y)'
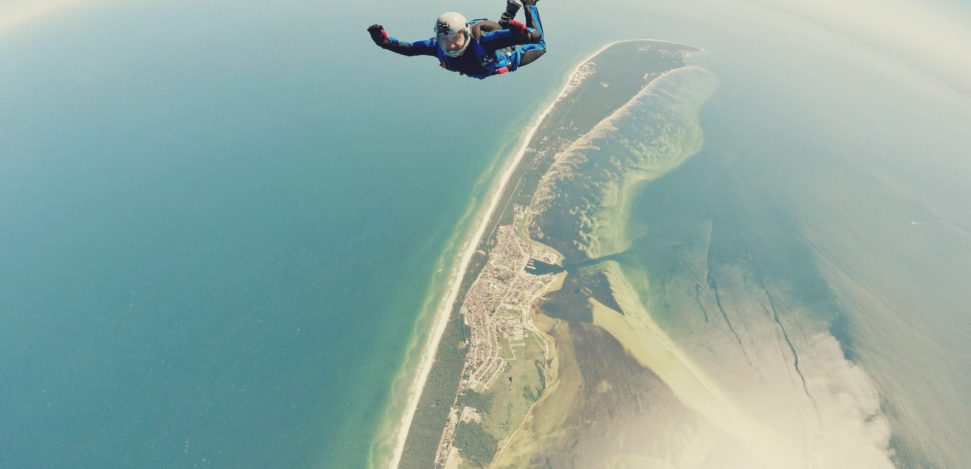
top-left (367, 24), bottom-right (438, 57)
top-left (479, 20), bottom-right (540, 50)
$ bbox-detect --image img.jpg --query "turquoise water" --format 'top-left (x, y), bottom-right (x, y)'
top-left (0, 2), bottom-right (561, 466)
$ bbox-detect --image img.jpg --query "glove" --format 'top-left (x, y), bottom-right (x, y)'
top-left (502, 19), bottom-right (528, 35)
top-left (367, 24), bottom-right (389, 45)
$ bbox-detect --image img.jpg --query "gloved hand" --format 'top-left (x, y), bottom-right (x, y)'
top-left (367, 24), bottom-right (389, 45)
top-left (501, 19), bottom-right (528, 35)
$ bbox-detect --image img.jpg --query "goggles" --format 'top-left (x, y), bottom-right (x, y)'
top-left (438, 30), bottom-right (468, 57)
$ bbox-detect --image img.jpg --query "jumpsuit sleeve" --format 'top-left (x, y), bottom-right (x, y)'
top-left (379, 37), bottom-right (439, 57)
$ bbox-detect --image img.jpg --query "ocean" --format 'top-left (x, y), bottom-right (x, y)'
top-left (0, 1), bottom-right (559, 466)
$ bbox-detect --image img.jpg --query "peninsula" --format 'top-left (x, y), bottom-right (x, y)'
top-left (390, 40), bottom-right (702, 469)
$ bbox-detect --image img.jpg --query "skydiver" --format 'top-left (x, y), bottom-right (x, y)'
top-left (366, 0), bottom-right (546, 79)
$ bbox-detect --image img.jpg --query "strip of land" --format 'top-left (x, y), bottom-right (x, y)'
top-left (390, 40), bottom-right (700, 469)
top-left (385, 41), bottom-right (626, 469)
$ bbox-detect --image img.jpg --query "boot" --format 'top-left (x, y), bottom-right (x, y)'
top-left (500, 0), bottom-right (521, 23)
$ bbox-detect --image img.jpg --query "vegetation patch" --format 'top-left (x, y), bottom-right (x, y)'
top-left (453, 422), bottom-right (498, 467)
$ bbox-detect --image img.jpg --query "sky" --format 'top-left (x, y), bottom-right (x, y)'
top-left (0, 0), bottom-right (88, 33)
top-left (6, 0), bottom-right (970, 95)
top-left (743, 0), bottom-right (971, 95)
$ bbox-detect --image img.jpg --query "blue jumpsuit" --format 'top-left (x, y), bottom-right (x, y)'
top-left (377, 5), bottom-right (545, 79)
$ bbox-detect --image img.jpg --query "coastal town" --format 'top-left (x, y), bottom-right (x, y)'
top-left (433, 206), bottom-right (563, 468)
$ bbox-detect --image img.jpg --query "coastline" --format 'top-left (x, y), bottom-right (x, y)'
top-left (383, 40), bottom-right (630, 469)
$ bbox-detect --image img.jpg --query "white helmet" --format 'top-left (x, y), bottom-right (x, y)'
top-left (435, 12), bottom-right (470, 58)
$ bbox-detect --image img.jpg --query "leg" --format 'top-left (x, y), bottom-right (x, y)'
top-left (507, 2), bottom-right (546, 70)
top-left (512, 8), bottom-right (546, 69)
top-left (502, 0), bottom-right (546, 70)
top-left (517, 46), bottom-right (546, 67)
top-left (522, 3), bottom-right (543, 42)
